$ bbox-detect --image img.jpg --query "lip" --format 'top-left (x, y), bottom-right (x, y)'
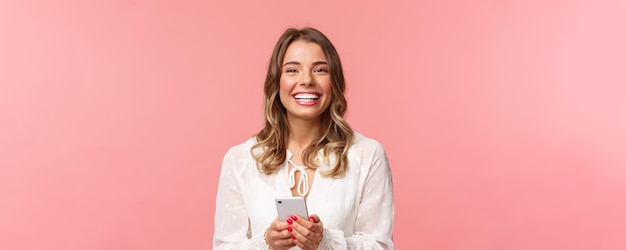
top-left (292, 92), bottom-right (321, 106)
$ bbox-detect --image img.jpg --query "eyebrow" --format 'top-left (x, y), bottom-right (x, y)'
top-left (282, 61), bottom-right (328, 67)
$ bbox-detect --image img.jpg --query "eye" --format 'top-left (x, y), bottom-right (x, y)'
top-left (285, 68), bottom-right (298, 73)
top-left (313, 68), bottom-right (329, 73)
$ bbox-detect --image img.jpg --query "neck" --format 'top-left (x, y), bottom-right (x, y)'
top-left (286, 117), bottom-right (322, 151)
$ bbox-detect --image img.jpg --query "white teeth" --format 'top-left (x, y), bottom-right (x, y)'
top-left (294, 93), bottom-right (320, 100)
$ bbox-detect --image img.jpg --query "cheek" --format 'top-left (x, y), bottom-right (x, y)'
top-left (320, 79), bottom-right (333, 95)
top-left (279, 77), bottom-right (296, 93)
top-left (278, 78), bottom-right (295, 103)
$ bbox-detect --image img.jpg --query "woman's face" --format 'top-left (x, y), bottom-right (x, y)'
top-left (279, 40), bottom-right (333, 123)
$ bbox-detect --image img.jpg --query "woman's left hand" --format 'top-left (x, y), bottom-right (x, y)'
top-left (288, 214), bottom-right (324, 250)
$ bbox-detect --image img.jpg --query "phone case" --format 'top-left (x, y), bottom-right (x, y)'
top-left (275, 196), bottom-right (309, 221)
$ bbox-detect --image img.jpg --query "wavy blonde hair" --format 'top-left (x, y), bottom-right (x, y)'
top-left (251, 27), bottom-right (354, 178)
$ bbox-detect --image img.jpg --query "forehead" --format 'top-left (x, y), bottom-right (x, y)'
top-left (282, 40), bottom-right (327, 63)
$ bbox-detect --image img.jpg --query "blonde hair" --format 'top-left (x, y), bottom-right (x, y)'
top-left (251, 27), bottom-right (354, 178)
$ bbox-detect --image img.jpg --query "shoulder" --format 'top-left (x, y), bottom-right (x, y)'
top-left (347, 131), bottom-right (389, 168)
top-left (222, 137), bottom-right (257, 162)
top-left (350, 131), bottom-right (386, 154)
top-left (348, 131), bottom-right (392, 179)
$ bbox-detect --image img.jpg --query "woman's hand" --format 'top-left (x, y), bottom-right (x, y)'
top-left (289, 214), bottom-right (324, 250)
top-left (266, 218), bottom-right (296, 250)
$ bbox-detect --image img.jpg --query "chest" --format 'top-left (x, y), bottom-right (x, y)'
top-left (242, 161), bottom-right (365, 235)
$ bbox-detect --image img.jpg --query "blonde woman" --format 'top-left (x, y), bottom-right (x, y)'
top-left (214, 27), bottom-right (394, 250)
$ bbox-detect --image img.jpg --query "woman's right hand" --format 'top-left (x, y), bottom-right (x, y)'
top-left (265, 218), bottom-right (296, 250)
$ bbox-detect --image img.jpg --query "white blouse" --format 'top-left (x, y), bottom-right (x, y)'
top-left (213, 132), bottom-right (395, 249)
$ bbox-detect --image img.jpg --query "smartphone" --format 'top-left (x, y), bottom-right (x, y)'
top-left (275, 196), bottom-right (309, 221)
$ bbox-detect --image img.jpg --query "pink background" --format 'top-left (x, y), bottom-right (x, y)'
top-left (1, 0), bottom-right (625, 249)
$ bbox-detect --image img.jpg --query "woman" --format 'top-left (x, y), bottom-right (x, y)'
top-left (214, 27), bottom-right (394, 249)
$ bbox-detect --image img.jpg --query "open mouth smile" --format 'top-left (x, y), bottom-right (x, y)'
top-left (293, 93), bottom-right (320, 105)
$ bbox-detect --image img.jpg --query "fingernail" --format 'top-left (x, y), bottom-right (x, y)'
top-left (309, 216), bottom-right (315, 222)
top-left (291, 234), bottom-right (296, 240)
top-left (287, 218), bottom-right (293, 224)
top-left (287, 226), bottom-right (293, 232)
top-left (291, 215), bottom-right (298, 221)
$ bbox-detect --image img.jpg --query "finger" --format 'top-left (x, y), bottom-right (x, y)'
top-left (269, 218), bottom-right (280, 230)
top-left (291, 223), bottom-right (322, 249)
top-left (269, 228), bottom-right (292, 239)
top-left (292, 232), bottom-right (317, 250)
top-left (288, 215), bottom-right (308, 228)
top-left (298, 214), bottom-right (323, 233)
top-left (292, 219), bottom-right (322, 236)
top-left (273, 237), bottom-right (296, 248)
top-left (309, 214), bottom-right (320, 223)
top-left (268, 230), bottom-right (294, 249)
top-left (270, 220), bottom-right (290, 232)
top-left (268, 224), bottom-right (292, 244)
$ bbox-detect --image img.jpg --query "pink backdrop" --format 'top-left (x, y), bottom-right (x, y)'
top-left (1, 0), bottom-right (625, 249)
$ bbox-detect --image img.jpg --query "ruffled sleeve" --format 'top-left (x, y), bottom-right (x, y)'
top-left (344, 141), bottom-right (395, 249)
top-left (213, 146), bottom-right (269, 250)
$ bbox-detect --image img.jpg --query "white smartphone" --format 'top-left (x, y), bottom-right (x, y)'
top-left (275, 196), bottom-right (309, 221)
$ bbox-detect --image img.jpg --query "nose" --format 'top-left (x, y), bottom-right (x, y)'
top-left (299, 71), bottom-right (314, 86)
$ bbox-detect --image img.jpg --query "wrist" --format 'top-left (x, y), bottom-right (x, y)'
top-left (318, 227), bottom-right (332, 249)
top-left (264, 228), bottom-right (273, 250)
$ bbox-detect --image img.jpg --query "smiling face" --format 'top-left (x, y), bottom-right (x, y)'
top-left (279, 40), bottom-right (333, 123)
